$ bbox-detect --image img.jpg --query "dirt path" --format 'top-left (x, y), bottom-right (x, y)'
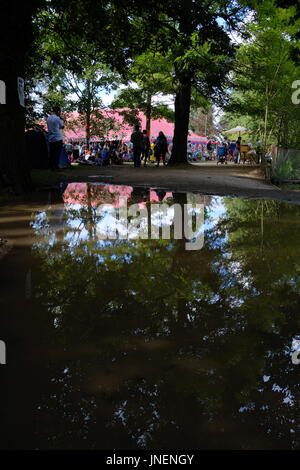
top-left (35, 161), bottom-right (300, 204)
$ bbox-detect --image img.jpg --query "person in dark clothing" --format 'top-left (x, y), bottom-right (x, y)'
top-left (234, 136), bottom-right (241, 164)
top-left (206, 140), bottom-right (213, 160)
top-left (154, 131), bottom-right (168, 166)
top-left (229, 141), bottom-right (236, 160)
top-left (141, 129), bottom-right (151, 167)
top-left (130, 124), bottom-right (144, 168)
top-left (72, 143), bottom-right (80, 160)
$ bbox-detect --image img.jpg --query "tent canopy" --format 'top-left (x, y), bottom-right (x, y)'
top-left (224, 126), bottom-right (250, 136)
top-left (63, 109), bottom-right (208, 143)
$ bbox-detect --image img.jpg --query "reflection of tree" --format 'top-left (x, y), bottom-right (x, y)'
top-left (28, 191), bottom-right (300, 449)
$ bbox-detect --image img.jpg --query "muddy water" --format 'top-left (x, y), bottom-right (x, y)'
top-left (0, 182), bottom-right (299, 450)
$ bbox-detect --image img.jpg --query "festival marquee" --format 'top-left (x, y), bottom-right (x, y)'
top-left (63, 109), bottom-right (208, 144)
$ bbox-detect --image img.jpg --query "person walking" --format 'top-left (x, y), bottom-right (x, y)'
top-left (142, 129), bottom-right (151, 167)
top-left (46, 106), bottom-right (65, 171)
top-left (229, 141), bottom-right (236, 161)
top-left (130, 124), bottom-right (144, 168)
top-left (234, 136), bottom-right (241, 164)
top-left (154, 131), bottom-right (168, 167)
top-left (206, 139), bottom-right (213, 160)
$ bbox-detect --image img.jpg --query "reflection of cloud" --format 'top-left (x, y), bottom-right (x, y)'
top-left (204, 196), bottom-right (227, 231)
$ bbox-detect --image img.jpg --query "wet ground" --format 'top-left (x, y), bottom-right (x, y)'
top-left (32, 162), bottom-right (300, 205)
top-left (0, 182), bottom-right (299, 449)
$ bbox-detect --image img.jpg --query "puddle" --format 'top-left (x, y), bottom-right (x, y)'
top-left (0, 182), bottom-right (300, 449)
top-left (88, 175), bottom-right (113, 178)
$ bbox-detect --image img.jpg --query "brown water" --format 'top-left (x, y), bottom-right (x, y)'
top-left (0, 182), bottom-right (300, 450)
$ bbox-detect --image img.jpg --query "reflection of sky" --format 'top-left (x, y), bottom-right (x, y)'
top-left (203, 196), bottom-right (258, 298)
top-left (63, 200), bottom-right (207, 242)
top-left (32, 186), bottom-right (232, 248)
top-left (204, 197), bottom-right (227, 231)
top-left (61, 185), bottom-right (229, 245)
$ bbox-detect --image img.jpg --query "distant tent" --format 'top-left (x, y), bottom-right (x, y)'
top-left (63, 109), bottom-right (208, 144)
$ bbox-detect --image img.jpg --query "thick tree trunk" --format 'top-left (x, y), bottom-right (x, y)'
top-left (168, 75), bottom-right (192, 166)
top-left (0, 1), bottom-right (34, 193)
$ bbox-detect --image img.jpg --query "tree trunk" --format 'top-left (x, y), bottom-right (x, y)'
top-left (0, 1), bottom-right (34, 193)
top-left (145, 91), bottom-right (152, 136)
top-left (168, 75), bottom-right (192, 166)
top-left (86, 111), bottom-right (91, 146)
top-left (263, 85), bottom-right (269, 153)
top-left (85, 79), bottom-right (91, 146)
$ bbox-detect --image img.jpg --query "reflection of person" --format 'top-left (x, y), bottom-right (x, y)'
top-left (130, 124), bottom-right (144, 168)
top-left (155, 189), bottom-right (166, 201)
top-left (47, 106), bottom-right (64, 171)
top-left (130, 187), bottom-right (149, 202)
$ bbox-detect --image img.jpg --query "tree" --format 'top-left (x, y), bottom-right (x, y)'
top-left (43, 61), bottom-right (121, 143)
top-left (224, 8), bottom-right (300, 150)
top-left (0, 0), bottom-right (41, 191)
top-left (132, 0), bottom-right (250, 165)
top-left (0, 0), bottom-right (149, 191)
top-left (31, 9), bottom-right (125, 144)
top-left (112, 51), bottom-right (175, 135)
top-left (189, 106), bottom-right (221, 139)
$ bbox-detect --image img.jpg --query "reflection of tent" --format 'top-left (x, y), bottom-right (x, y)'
top-left (63, 183), bottom-right (174, 208)
top-left (63, 110), bottom-right (208, 144)
top-left (224, 126), bottom-right (250, 136)
top-left (63, 183), bottom-right (133, 207)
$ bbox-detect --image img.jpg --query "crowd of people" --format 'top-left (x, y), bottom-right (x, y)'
top-left (187, 138), bottom-right (263, 165)
top-left (44, 106), bottom-right (263, 170)
top-left (66, 141), bottom-right (125, 166)
top-left (55, 124), bottom-right (172, 168)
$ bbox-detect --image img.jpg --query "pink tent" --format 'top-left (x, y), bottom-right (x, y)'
top-left (63, 109), bottom-right (207, 144)
top-left (63, 183), bottom-right (174, 208)
top-left (63, 183), bottom-right (133, 207)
